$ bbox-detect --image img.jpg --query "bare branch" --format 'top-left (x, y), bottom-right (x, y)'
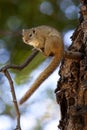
top-left (0, 49), bottom-right (39, 129)
top-left (3, 69), bottom-right (21, 130)
top-left (0, 49), bottom-right (39, 72)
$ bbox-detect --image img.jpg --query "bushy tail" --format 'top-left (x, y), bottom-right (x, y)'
top-left (19, 53), bottom-right (63, 105)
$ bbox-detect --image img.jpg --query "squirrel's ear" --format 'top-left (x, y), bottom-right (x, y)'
top-left (33, 29), bottom-right (35, 34)
top-left (22, 29), bottom-right (25, 36)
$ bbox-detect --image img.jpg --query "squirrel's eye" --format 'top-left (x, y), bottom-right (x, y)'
top-left (29, 34), bottom-right (32, 37)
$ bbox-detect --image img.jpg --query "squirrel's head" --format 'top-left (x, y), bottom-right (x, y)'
top-left (22, 28), bottom-right (40, 48)
top-left (22, 28), bottom-right (36, 43)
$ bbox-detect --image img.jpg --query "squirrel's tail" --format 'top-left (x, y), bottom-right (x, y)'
top-left (19, 50), bottom-right (63, 105)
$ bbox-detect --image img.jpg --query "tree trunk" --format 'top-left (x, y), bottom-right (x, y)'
top-left (55, 1), bottom-right (87, 130)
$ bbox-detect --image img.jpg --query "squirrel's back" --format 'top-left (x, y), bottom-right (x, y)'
top-left (35, 25), bottom-right (61, 38)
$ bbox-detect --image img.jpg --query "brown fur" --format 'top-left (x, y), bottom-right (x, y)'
top-left (19, 25), bottom-right (64, 104)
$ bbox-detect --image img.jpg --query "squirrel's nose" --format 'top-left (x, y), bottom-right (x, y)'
top-left (22, 37), bottom-right (28, 43)
top-left (25, 39), bottom-right (28, 42)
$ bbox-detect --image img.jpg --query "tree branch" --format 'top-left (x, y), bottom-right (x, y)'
top-left (0, 49), bottom-right (39, 129)
top-left (4, 69), bottom-right (21, 130)
top-left (0, 49), bottom-right (39, 72)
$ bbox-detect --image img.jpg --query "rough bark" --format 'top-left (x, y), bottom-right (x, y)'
top-left (55, 1), bottom-right (87, 130)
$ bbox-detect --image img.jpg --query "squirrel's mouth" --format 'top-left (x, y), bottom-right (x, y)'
top-left (22, 37), bottom-right (28, 44)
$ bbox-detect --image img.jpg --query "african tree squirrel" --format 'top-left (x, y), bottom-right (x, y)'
top-left (19, 25), bottom-right (83, 104)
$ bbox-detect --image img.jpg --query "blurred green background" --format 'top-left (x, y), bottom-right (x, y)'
top-left (0, 0), bottom-right (80, 130)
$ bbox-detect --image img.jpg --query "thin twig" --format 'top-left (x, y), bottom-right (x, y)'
top-left (0, 49), bottom-right (39, 130)
top-left (0, 49), bottom-right (39, 71)
top-left (4, 69), bottom-right (21, 130)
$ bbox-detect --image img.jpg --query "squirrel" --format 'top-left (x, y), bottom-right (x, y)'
top-left (19, 25), bottom-right (83, 105)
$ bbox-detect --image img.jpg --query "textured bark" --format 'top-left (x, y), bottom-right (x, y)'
top-left (55, 1), bottom-right (87, 130)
